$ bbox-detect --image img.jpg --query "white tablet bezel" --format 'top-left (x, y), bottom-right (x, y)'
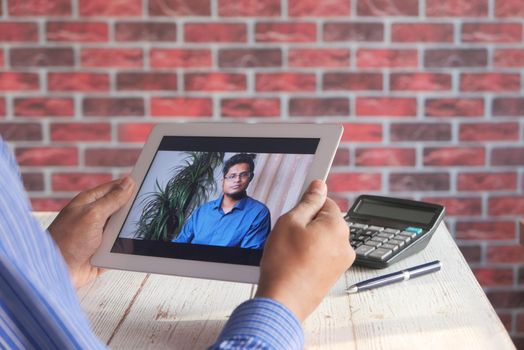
top-left (92, 122), bottom-right (343, 284)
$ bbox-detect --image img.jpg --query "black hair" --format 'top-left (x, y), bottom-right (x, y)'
top-left (222, 153), bottom-right (256, 177)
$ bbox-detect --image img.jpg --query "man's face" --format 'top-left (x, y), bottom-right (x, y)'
top-left (222, 163), bottom-right (252, 197)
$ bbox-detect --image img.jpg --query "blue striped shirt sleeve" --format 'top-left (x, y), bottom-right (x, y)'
top-left (209, 297), bottom-right (304, 350)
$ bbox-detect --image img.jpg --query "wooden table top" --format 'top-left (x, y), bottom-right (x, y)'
top-left (35, 212), bottom-right (515, 350)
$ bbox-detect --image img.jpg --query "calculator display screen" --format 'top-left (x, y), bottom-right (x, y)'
top-left (355, 199), bottom-right (435, 225)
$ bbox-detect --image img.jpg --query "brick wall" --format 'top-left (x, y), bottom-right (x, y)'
top-left (0, 0), bottom-right (523, 345)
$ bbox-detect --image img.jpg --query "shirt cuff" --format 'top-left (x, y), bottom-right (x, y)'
top-left (211, 297), bottom-right (304, 350)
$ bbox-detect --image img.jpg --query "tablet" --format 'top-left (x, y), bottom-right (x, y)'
top-left (92, 123), bottom-right (343, 283)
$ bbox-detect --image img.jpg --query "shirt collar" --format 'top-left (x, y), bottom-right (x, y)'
top-left (212, 195), bottom-right (249, 211)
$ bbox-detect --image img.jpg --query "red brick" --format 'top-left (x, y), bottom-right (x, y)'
top-left (356, 97), bottom-right (417, 117)
top-left (473, 268), bottom-right (513, 286)
top-left (52, 172), bottom-right (113, 191)
top-left (219, 48), bottom-right (282, 68)
top-left (341, 123), bottom-right (383, 142)
top-left (50, 123), bottom-right (111, 141)
top-left (8, 0), bottom-right (71, 16)
top-left (460, 73), bottom-right (520, 92)
top-left (356, 49), bottom-right (418, 68)
top-left (116, 22), bottom-right (177, 42)
top-left (10, 48), bottom-right (74, 67)
top-left (357, 0), bottom-right (418, 16)
top-left (462, 23), bottom-right (522, 43)
top-left (0, 23), bottom-right (38, 42)
top-left (327, 173), bottom-right (381, 192)
top-left (219, 0), bottom-right (280, 16)
top-left (288, 48), bottom-right (350, 68)
top-left (423, 147), bottom-right (485, 166)
top-left (425, 98), bottom-right (484, 117)
top-left (47, 22), bottom-right (108, 42)
top-left (48, 73), bottom-right (109, 92)
top-left (492, 98), bottom-right (524, 117)
top-left (289, 98), bottom-right (349, 117)
top-left (149, 0), bottom-right (211, 16)
top-left (256, 73), bottom-right (316, 92)
top-left (392, 23), bottom-right (453, 42)
top-left (323, 22), bottom-right (384, 42)
top-left (492, 147), bottom-right (524, 166)
top-left (426, 0), bottom-right (488, 16)
top-left (391, 73), bottom-right (451, 91)
top-left (459, 122), bottom-right (519, 141)
top-left (0, 72), bottom-right (39, 91)
top-left (0, 123), bottom-right (42, 141)
top-left (289, 0), bottom-right (350, 16)
top-left (424, 49), bottom-right (487, 68)
top-left (21, 172), bottom-right (44, 191)
top-left (421, 197), bottom-right (482, 216)
top-left (323, 72), bottom-right (382, 91)
top-left (256, 22), bottom-right (316, 42)
top-left (458, 245), bottom-right (481, 264)
top-left (458, 172), bottom-right (517, 191)
top-left (150, 98), bottom-right (213, 117)
top-left (16, 147), bottom-right (77, 166)
top-left (390, 123), bottom-right (451, 141)
top-left (83, 98), bottom-right (144, 117)
top-left (0, 98), bottom-right (5, 116)
top-left (184, 23), bottom-right (246, 43)
top-left (494, 49), bottom-right (524, 67)
top-left (117, 72), bottom-right (178, 91)
top-left (31, 198), bottom-right (72, 211)
top-left (81, 48), bottom-right (143, 68)
top-left (518, 313), bottom-right (524, 332)
top-left (221, 98), bottom-right (280, 117)
top-left (118, 123), bottom-right (155, 142)
top-left (356, 148), bottom-right (416, 167)
top-left (456, 220), bottom-right (516, 240)
top-left (150, 49), bottom-right (211, 68)
top-left (14, 98), bottom-right (74, 117)
top-left (389, 173), bottom-right (450, 191)
top-left (487, 246), bottom-right (524, 264)
top-left (489, 196), bottom-right (524, 216)
top-left (496, 0), bottom-right (524, 17)
top-left (79, 0), bottom-right (142, 16)
top-left (85, 148), bottom-right (141, 167)
top-left (185, 73), bottom-right (246, 91)
top-left (332, 148), bottom-right (350, 166)
top-left (0, 49), bottom-right (4, 68)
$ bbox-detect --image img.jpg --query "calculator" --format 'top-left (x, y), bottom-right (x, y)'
top-left (345, 195), bottom-right (445, 269)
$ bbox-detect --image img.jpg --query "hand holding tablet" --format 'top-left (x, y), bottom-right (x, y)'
top-left (92, 122), bottom-right (344, 283)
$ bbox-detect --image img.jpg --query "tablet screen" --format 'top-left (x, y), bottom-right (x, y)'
top-left (112, 136), bottom-right (319, 266)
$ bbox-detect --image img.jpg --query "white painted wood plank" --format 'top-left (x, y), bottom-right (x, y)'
top-left (107, 274), bottom-right (252, 349)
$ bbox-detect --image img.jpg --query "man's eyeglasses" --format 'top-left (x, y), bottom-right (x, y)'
top-left (224, 172), bottom-right (252, 181)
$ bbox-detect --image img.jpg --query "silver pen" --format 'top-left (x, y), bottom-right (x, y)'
top-left (346, 260), bottom-right (442, 294)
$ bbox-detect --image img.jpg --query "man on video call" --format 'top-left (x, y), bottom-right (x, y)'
top-left (172, 153), bottom-right (271, 249)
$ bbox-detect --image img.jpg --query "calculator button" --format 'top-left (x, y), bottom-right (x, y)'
top-left (405, 226), bottom-right (423, 235)
top-left (377, 232), bottom-right (395, 239)
top-left (400, 231), bottom-right (417, 238)
top-left (383, 228), bottom-right (400, 234)
top-left (395, 234), bottom-right (412, 244)
top-left (388, 239), bottom-right (405, 248)
top-left (366, 240), bottom-right (383, 248)
top-left (362, 230), bottom-right (375, 237)
top-left (371, 236), bottom-right (388, 244)
top-left (367, 225), bottom-right (384, 231)
top-left (381, 243), bottom-right (399, 252)
top-left (352, 223), bottom-right (368, 229)
top-left (368, 248), bottom-right (393, 261)
top-left (355, 245), bottom-right (375, 257)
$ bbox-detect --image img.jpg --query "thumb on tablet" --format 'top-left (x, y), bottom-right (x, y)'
top-left (291, 180), bottom-right (327, 224)
top-left (94, 177), bottom-right (135, 215)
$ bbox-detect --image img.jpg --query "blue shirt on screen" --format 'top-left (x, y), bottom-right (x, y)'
top-left (173, 195), bottom-right (271, 249)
